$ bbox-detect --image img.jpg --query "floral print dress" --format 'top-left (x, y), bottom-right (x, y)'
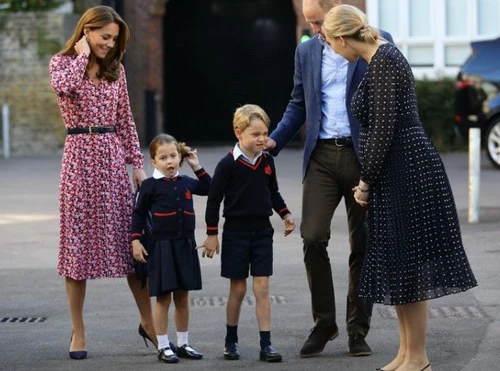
top-left (50, 53), bottom-right (143, 280)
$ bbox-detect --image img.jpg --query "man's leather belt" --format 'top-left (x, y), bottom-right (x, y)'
top-left (67, 126), bottom-right (116, 135)
top-left (318, 137), bottom-right (353, 147)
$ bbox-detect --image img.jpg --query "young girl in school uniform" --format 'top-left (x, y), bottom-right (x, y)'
top-left (131, 134), bottom-right (211, 363)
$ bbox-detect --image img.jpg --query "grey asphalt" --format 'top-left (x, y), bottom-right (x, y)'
top-left (1, 147), bottom-right (499, 371)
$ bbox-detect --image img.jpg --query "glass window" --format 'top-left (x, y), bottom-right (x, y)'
top-left (408, 45), bottom-right (434, 66)
top-left (445, 45), bottom-right (471, 66)
top-left (378, 0), bottom-right (400, 38)
top-left (446, 0), bottom-right (467, 36)
top-left (409, 0), bottom-right (430, 37)
top-left (478, 0), bottom-right (500, 35)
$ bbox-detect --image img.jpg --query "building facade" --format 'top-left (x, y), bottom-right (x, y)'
top-left (1, 0), bottom-right (493, 155)
top-left (366, 0), bottom-right (500, 79)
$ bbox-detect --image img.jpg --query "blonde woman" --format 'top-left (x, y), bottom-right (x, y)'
top-left (323, 5), bottom-right (477, 371)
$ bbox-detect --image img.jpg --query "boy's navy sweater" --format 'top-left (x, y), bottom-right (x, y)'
top-left (205, 152), bottom-right (290, 235)
top-left (132, 168), bottom-right (210, 240)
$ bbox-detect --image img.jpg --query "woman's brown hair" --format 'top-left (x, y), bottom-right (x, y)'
top-left (59, 5), bottom-right (130, 82)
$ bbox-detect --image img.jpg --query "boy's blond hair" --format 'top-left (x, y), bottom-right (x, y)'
top-left (233, 104), bottom-right (270, 132)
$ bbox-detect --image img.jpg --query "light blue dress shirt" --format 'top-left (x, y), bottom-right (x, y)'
top-left (318, 37), bottom-right (351, 139)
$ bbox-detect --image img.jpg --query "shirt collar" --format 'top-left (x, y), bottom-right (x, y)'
top-left (152, 168), bottom-right (179, 179)
top-left (232, 143), bottom-right (263, 165)
top-left (319, 36), bottom-right (347, 62)
top-left (318, 35), bottom-right (328, 48)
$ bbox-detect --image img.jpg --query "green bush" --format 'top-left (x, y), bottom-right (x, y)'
top-left (415, 77), bottom-right (466, 152)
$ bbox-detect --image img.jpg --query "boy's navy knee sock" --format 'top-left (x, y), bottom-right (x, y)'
top-left (225, 324), bottom-right (238, 344)
top-left (259, 331), bottom-right (271, 349)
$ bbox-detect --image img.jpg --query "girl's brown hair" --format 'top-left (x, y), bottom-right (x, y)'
top-left (149, 134), bottom-right (191, 166)
top-left (59, 5), bottom-right (130, 82)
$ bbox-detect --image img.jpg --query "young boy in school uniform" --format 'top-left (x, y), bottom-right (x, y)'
top-left (200, 104), bottom-right (295, 362)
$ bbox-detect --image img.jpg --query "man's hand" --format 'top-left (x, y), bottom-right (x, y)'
top-left (264, 138), bottom-right (276, 151)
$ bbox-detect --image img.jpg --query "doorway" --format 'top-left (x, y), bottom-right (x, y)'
top-left (163, 0), bottom-right (297, 143)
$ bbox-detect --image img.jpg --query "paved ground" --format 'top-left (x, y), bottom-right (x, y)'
top-left (1, 147), bottom-right (499, 371)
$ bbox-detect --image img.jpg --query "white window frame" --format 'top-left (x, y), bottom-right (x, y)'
top-left (366, 0), bottom-right (497, 79)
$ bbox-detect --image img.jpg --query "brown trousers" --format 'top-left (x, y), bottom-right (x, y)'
top-left (301, 142), bottom-right (371, 337)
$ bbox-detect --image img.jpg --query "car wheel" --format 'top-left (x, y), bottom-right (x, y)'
top-left (485, 118), bottom-right (500, 169)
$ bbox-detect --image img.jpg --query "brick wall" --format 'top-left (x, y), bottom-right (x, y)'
top-left (0, 0), bottom-right (366, 156)
top-left (0, 12), bottom-right (77, 156)
top-left (123, 0), bottom-right (165, 146)
top-left (346, 0), bottom-right (366, 11)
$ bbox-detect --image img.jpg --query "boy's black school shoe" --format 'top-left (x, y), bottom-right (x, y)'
top-left (223, 342), bottom-right (240, 360)
top-left (259, 345), bottom-right (282, 362)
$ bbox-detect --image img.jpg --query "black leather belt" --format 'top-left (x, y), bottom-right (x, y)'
top-left (67, 126), bottom-right (116, 135)
top-left (318, 137), bottom-right (353, 147)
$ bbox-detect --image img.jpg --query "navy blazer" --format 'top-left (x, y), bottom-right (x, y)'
top-left (270, 31), bottom-right (393, 180)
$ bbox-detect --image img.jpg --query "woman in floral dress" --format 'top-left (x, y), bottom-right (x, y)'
top-left (49, 5), bottom-right (155, 359)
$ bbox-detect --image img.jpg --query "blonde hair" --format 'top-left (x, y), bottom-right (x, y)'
top-left (233, 104), bottom-right (270, 132)
top-left (59, 5), bottom-right (130, 82)
top-left (323, 4), bottom-right (379, 44)
top-left (149, 133), bottom-right (191, 166)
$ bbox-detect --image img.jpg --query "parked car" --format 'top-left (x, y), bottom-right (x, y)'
top-left (454, 37), bottom-right (500, 169)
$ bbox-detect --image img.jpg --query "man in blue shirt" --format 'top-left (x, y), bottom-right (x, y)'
top-left (265, 0), bottom-right (393, 359)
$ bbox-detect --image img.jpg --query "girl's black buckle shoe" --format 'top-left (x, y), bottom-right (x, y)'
top-left (158, 348), bottom-right (179, 363)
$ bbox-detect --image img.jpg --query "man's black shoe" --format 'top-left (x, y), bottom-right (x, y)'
top-left (299, 325), bottom-right (339, 358)
top-left (176, 344), bottom-right (203, 359)
top-left (223, 342), bottom-right (240, 360)
top-left (259, 345), bottom-right (282, 362)
top-left (348, 335), bottom-right (372, 356)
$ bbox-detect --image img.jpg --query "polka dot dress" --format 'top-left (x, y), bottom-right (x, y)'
top-left (352, 43), bottom-right (477, 305)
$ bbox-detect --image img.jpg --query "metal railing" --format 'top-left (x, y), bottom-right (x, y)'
top-left (1, 104), bottom-right (10, 159)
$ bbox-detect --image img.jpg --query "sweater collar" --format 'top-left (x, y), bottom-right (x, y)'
top-left (232, 143), bottom-right (263, 166)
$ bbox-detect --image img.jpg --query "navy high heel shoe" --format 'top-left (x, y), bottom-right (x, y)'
top-left (69, 335), bottom-right (87, 360)
top-left (138, 324), bottom-right (155, 347)
top-left (138, 324), bottom-right (177, 352)
top-left (69, 350), bottom-right (87, 360)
